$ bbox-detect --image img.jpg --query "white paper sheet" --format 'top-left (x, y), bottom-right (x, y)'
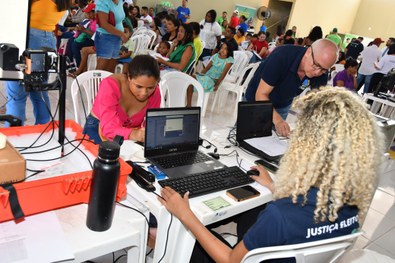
top-left (0, 212), bottom-right (74, 263)
top-left (244, 135), bottom-right (288, 157)
top-left (147, 50), bottom-right (169, 61)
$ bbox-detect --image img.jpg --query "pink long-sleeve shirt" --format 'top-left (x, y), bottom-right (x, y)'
top-left (92, 77), bottom-right (161, 141)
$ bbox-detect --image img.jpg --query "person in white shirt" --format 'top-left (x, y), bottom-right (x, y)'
top-left (357, 37), bottom-right (383, 93)
top-left (198, 9), bottom-right (222, 60)
top-left (369, 44), bottom-right (395, 93)
top-left (140, 6), bottom-right (153, 29)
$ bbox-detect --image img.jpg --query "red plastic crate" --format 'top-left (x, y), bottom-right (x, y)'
top-left (0, 120), bottom-right (131, 222)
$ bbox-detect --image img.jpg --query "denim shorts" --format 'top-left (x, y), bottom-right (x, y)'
top-left (83, 114), bottom-right (102, 144)
top-left (95, 32), bottom-right (122, 59)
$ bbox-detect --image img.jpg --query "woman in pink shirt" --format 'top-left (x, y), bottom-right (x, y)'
top-left (83, 55), bottom-right (161, 143)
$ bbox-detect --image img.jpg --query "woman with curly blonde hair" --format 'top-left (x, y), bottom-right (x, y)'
top-left (158, 87), bottom-right (384, 263)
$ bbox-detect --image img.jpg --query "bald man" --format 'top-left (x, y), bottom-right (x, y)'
top-left (245, 39), bottom-right (338, 137)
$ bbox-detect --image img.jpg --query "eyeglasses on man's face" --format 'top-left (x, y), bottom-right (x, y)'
top-left (311, 47), bottom-right (329, 72)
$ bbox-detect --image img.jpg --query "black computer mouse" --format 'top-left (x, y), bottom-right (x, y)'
top-left (246, 169), bottom-right (260, 176)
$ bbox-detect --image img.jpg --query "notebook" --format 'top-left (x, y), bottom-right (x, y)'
top-left (144, 107), bottom-right (225, 178)
top-left (236, 101), bottom-right (286, 162)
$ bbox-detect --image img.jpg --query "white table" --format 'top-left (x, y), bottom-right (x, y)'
top-left (362, 93), bottom-right (395, 119)
top-left (58, 203), bottom-right (148, 263)
top-left (122, 129), bottom-right (274, 263)
top-left (0, 127), bottom-right (148, 263)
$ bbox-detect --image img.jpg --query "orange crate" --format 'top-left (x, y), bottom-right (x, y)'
top-left (0, 120), bottom-right (131, 222)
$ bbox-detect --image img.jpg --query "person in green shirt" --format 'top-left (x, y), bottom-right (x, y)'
top-left (217, 11), bottom-right (228, 31)
top-left (157, 23), bottom-right (196, 73)
top-left (326, 27), bottom-right (342, 49)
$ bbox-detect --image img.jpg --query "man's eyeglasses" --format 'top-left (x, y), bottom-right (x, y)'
top-left (311, 47), bottom-right (329, 72)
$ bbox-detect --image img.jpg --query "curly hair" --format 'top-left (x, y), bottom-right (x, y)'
top-left (274, 87), bottom-right (384, 224)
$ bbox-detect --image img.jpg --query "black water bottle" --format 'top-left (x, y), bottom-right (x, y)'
top-left (86, 141), bottom-right (120, 231)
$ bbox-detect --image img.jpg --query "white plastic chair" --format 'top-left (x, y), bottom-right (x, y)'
top-left (130, 34), bottom-right (151, 56)
top-left (212, 62), bottom-right (260, 120)
top-left (132, 27), bottom-right (148, 36)
top-left (70, 70), bottom-right (113, 125)
top-left (144, 30), bottom-right (158, 50)
top-left (210, 51), bottom-right (250, 115)
top-left (223, 51), bottom-right (250, 83)
top-left (241, 232), bottom-right (362, 263)
top-left (159, 72), bottom-right (206, 115)
top-left (87, 54), bottom-right (97, 71)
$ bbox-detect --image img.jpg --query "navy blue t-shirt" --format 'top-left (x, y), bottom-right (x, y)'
top-left (243, 188), bottom-right (359, 251)
top-left (245, 45), bottom-right (328, 108)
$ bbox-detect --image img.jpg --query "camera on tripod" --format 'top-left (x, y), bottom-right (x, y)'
top-left (22, 49), bottom-right (58, 90)
top-left (20, 48), bottom-right (75, 92)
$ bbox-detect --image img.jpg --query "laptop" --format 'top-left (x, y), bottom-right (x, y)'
top-left (144, 107), bottom-right (225, 178)
top-left (236, 101), bottom-right (285, 162)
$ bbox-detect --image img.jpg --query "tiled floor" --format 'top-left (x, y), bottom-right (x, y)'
top-left (0, 78), bottom-right (394, 261)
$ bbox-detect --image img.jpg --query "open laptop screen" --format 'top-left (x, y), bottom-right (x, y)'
top-left (236, 101), bottom-right (273, 142)
top-left (145, 107), bottom-right (201, 157)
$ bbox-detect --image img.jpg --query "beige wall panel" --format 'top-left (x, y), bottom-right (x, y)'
top-left (286, 0), bottom-right (360, 38)
top-left (351, 0), bottom-right (395, 40)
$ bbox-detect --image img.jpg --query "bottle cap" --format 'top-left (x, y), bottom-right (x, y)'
top-left (98, 141), bottom-right (120, 161)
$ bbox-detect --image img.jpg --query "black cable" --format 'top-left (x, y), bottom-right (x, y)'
top-left (157, 214), bottom-right (173, 263)
top-left (17, 74), bottom-right (63, 152)
top-left (26, 168), bottom-right (45, 173)
top-left (18, 87), bottom-right (93, 167)
top-left (20, 138), bottom-right (85, 155)
top-left (227, 126), bottom-right (238, 146)
top-left (152, 191), bottom-right (165, 200)
top-left (146, 248), bottom-right (153, 256)
top-left (23, 136), bottom-right (88, 162)
top-left (218, 149), bottom-right (238, 157)
top-left (116, 202), bottom-right (150, 227)
top-left (113, 254), bottom-right (126, 263)
top-left (202, 138), bottom-right (218, 153)
top-left (16, 121), bottom-right (56, 152)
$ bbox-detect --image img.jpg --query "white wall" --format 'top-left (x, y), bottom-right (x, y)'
top-left (0, 0), bottom-right (30, 56)
top-left (352, 0), bottom-right (395, 40)
top-left (287, 0), bottom-right (361, 38)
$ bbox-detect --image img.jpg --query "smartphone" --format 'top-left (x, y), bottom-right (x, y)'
top-left (226, 185), bottom-right (260, 202)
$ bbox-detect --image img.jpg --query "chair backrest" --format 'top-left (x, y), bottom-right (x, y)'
top-left (143, 29), bottom-right (158, 50)
top-left (87, 54), bottom-right (97, 71)
top-left (70, 70), bottom-right (112, 125)
top-left (224, 51), bottom-right (250, 83)
top-left (132, 27), bottom-right (148, 36)
top-left (137, 20), bottom-right (144, 28)
top-left (241, 232), bottom-right (362, 263)
top-left (239, 62), bottom-right (260, 93)
top-left (130, 34), bottom-right (151, 56)
top-left (159, 71), bottom-right (205, 108)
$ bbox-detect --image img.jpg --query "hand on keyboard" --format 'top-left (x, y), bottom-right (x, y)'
top-left (158, 186), bottom-right (192, 220)
top-left (158, 166), bottom-right (254, 198)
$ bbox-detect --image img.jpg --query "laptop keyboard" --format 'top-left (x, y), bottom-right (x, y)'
top-left (158, 166), bottom-right (254, 198)
top-left (152, 151), bottom-right (212, 169)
